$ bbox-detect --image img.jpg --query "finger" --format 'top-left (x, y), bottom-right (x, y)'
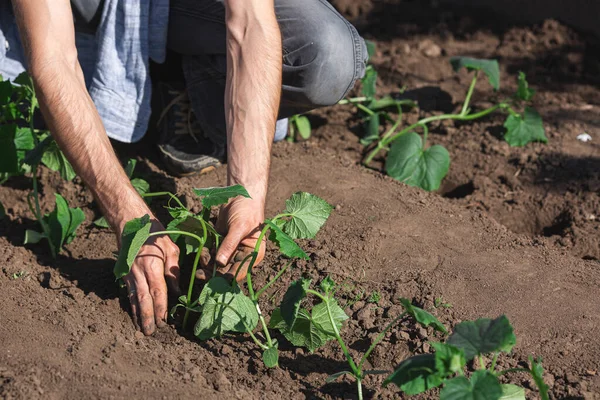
top-left (124, 276), bottom-right (140, 330)
top-left (132, 264), bottom-right (156, 335)
top-left (216, 224), bottom-right (250, 267)
top-left (145, 263), bottom-right (168, 329)
top-left (164, 245), bottom-right (181, 296)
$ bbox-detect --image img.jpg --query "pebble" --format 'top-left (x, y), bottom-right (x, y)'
top-left (422, 342), bottom-right (430, 353)
top-left (417, 327), bottom-right (428, 339)
top-left (419, 39), bottom-right (442, 57)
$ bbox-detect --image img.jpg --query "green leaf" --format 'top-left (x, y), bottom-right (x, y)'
top-left (23, 135), bottom-right (54, 167)
top-left (399, 298), bottom-right (448, 334)
top-left (361, 112), bottom-right (380, 145)
top-left (319, 276), bottom-right (336, 294)
top-left (280, 192), bottom-right (333, 239)
top-left (450, 57), bottom-right (500, 90)
top-left (529, 356), bottom-right (549, 400)
top-left (361, 66), bottom-right (377, 98)
top-left (167, 214), bottom-right (205, 254)
top-left (311, 299), bottom-right (348, 337)
top-left (24, 229), bottom-right (46, 244)
top-left (113, 215), bottom-right (152, 280)
top-left (515, 72), bottom-right (535, 101)
top-left (280, 278), bottom-right (311, 325)
top-left (45, 194), bottom-right (85, 252)
top-left (365, 40), bottom-right (376, 59)
top-left (447, 316), bottom-right (516, 361)
top-left (503, 107), bottom-right (547, 147)
top-left (14, 127), bottom-right (34, 151)
top-left (326, 371), bottom-right (352, 383)
top-left (269, 308), bottom-right (330, 352)
top-left (124, 159), bottom-right (137, 178)
top-left (131, 178), bottom-right (150, 195)
top-left (294, 115), bottom-right (311, 140)
top-left (266, 219), bottom-right (308, 260)
top-left (41, 140), bottom-right (76, 181)
top-left (0, 80), bottom-right (11, 106)
top-left (262, 346), bottom-right (279, 368)
top-left (198, 276), bottom-right (239, 305)
top-left (440, 370), bottom-right (502, 400)
top-left (0, 124), bottom-right (19, 173)
top-left (193, 185), bottom-right (251, 209)
top-left (431, 342), bottom-right (466, 376)
top-left (194, 291), bottom-right (258, 340)
top-left (384, 354), bottom-right (444, 395)
top-left (94, 217), bottom-right (110, 229)
top-left (386, 132), bottom-right (450, 191)
top-left (499, 384), bottom-right (525, 400)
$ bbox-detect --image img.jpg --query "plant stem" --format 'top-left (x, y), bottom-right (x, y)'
top-left (255, 260), bottom-right (292, 299)
top-left (357, 103), bottom-right (375, 116)
top-left (31, 166), bottom-right (56, 258)
top-left (148, 229), bottom-right (207, 329)
top-left (338, 96), bottom-right (370, 105)
top-left (479, 355), bottom-right (485, 370)
top-left (307, 289), bottom-right (361, 377)
top-left (358, 312), bottom-right (406, 370)
top-left (257, 304), bottom-right (274, 347)
top-left (363, 103), bottom-right (503, 166)
top-left (357, 379), bottom-right (363, 400)
top-left (461, 72), bottom-right (478, 116)
top-left (490, 352), bottom-right (499, 372)
top-left (141, 191), bottom-right (186, 209)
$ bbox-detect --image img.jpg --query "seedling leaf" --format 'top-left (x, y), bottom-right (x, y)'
top-left (529, 356), bottom-right (549, 400)
top-left (266, 219), bottom-right (309, 260)
top-left (386, 132), bottom-right (450, 192)
top-left (46, 194), bottom-right (85, 252)
top-left (280, 192), bottom-right (333, 239)
top-left (281, 278), bottom-right (311, 325)
top-left (440, 370), bottom-right (502, 400)
top-left (199, 276), bottom-right (240, 305)
top-left (24, 229), bottom-right (46, 244)
top-left (504, 107), bottom-right (547, 147)
top-left (270, 308), bottom-right (329, 352)
top-left (431, 342), bottom-right (466, 376)
top-left (326, 371), bottom-right (352, 383)
top-left (193, 185), bottom-right (251, 208)
top-left (361, 112), bottom-right (380, 145)
top-left (447, 316), bottom-right (516, 361)
top-left (168, 214), bottom-right (205, 254)
top-left (23, 135), bottom-right (54, 168)
top-left (399, 298), bottom-right (448, 334)
top-left (384, 354), bottom-right (444, 395)
top-left (0, 124), bottom-right (19, 173)
top-left (113, 215), bottom-right (152, 280)
top-left (131, 178), bottom-right (150, 195)
top-left (450, 57), bottom-right (500, 90)
top-left (365, 40), bottom-right (376, 59)
top-left (499, 384), bottom-right (525, 400)
top-left (294, 115), bottom-right (311, 140)
top-left (362, 66), bottom-right (377, 98)
top-left (311, 299), bottom-right (348, 337)
top-left (41, 140), bottom-right (76, 181)
top-left (124, 159), bottom-right (137, 178)
top-left (319, 276), bottom-right (336, 294)
top-left (516, 72), bottom-right (535, 101)
top-left (194, 291), bottom-right (258, 340)
top-left (262, 346), bottom-right (279, 368)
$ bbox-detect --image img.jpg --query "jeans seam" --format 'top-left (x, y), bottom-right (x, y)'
top-left (315, 0), bottom-right (364, 103)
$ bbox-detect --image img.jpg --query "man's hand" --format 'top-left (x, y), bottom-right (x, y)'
top-left (195, 197), bottom-right (265, 281)
top-left (122, 220), bottom-right (181, 335)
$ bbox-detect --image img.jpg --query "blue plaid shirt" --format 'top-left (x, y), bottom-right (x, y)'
top-left (0, 0), bottom-right (169, 143)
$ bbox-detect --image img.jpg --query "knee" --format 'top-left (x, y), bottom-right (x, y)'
top-left (302, 21), bottom-right (368, 106)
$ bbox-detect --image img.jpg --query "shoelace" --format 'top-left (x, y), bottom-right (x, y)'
top-left (156, 89), bottom-right (202, 142)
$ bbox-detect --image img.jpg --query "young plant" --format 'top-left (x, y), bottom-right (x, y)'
top-left (287, 114), bottom-right (312, 142)
top-left (341, 50), bottom-right (548, 192)
top-left (94, 158), bottom-right (150, 228)
top-left (113, 185), bottom-right (333, 367)
top-left (1, 72), bottom-right (82, 257)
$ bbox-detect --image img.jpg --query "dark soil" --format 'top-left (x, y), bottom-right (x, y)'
top-left (1, 1), bottom-right (599, 399)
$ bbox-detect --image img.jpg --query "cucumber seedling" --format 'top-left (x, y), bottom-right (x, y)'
top-left (1, 72), bottom-right (83, 258)
top-left (271, 278), bottom-right (550, 400)
top-left (114, 186), bottom-right (333, 368)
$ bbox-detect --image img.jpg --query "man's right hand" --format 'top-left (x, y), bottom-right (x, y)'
top-left (119, 219), bottom-right (181, 335)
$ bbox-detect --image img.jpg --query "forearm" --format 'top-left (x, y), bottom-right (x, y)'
top-left (224, 0), bottom-right (282, 208)
top-left (32, 61), bottom-right (149, 233)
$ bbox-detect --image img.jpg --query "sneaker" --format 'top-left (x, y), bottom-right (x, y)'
top-left (156, 82), bottom-right (225, 177)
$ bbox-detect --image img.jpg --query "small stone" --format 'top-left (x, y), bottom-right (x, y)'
top-left (419, 39), bottom-right (442, 57)
top-left (221, 345), bottom-right (233, 356)
top-left (565, 372), bottom-right (579, 384)
top-left (422, 342), bottom-right (430, 353)
top-left (417, 327), bottom-right (428, 339)
top-left (399, 331), bottom-right (411, 341)
top-left (134, 331), bottom-right (144, 340)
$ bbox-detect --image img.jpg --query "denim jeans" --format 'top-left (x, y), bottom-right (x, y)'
top-left (167, 0), bottom-right (368, 147)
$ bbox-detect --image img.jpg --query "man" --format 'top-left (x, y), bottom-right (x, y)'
top-left (2, 0), bottom-right (367, 335)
